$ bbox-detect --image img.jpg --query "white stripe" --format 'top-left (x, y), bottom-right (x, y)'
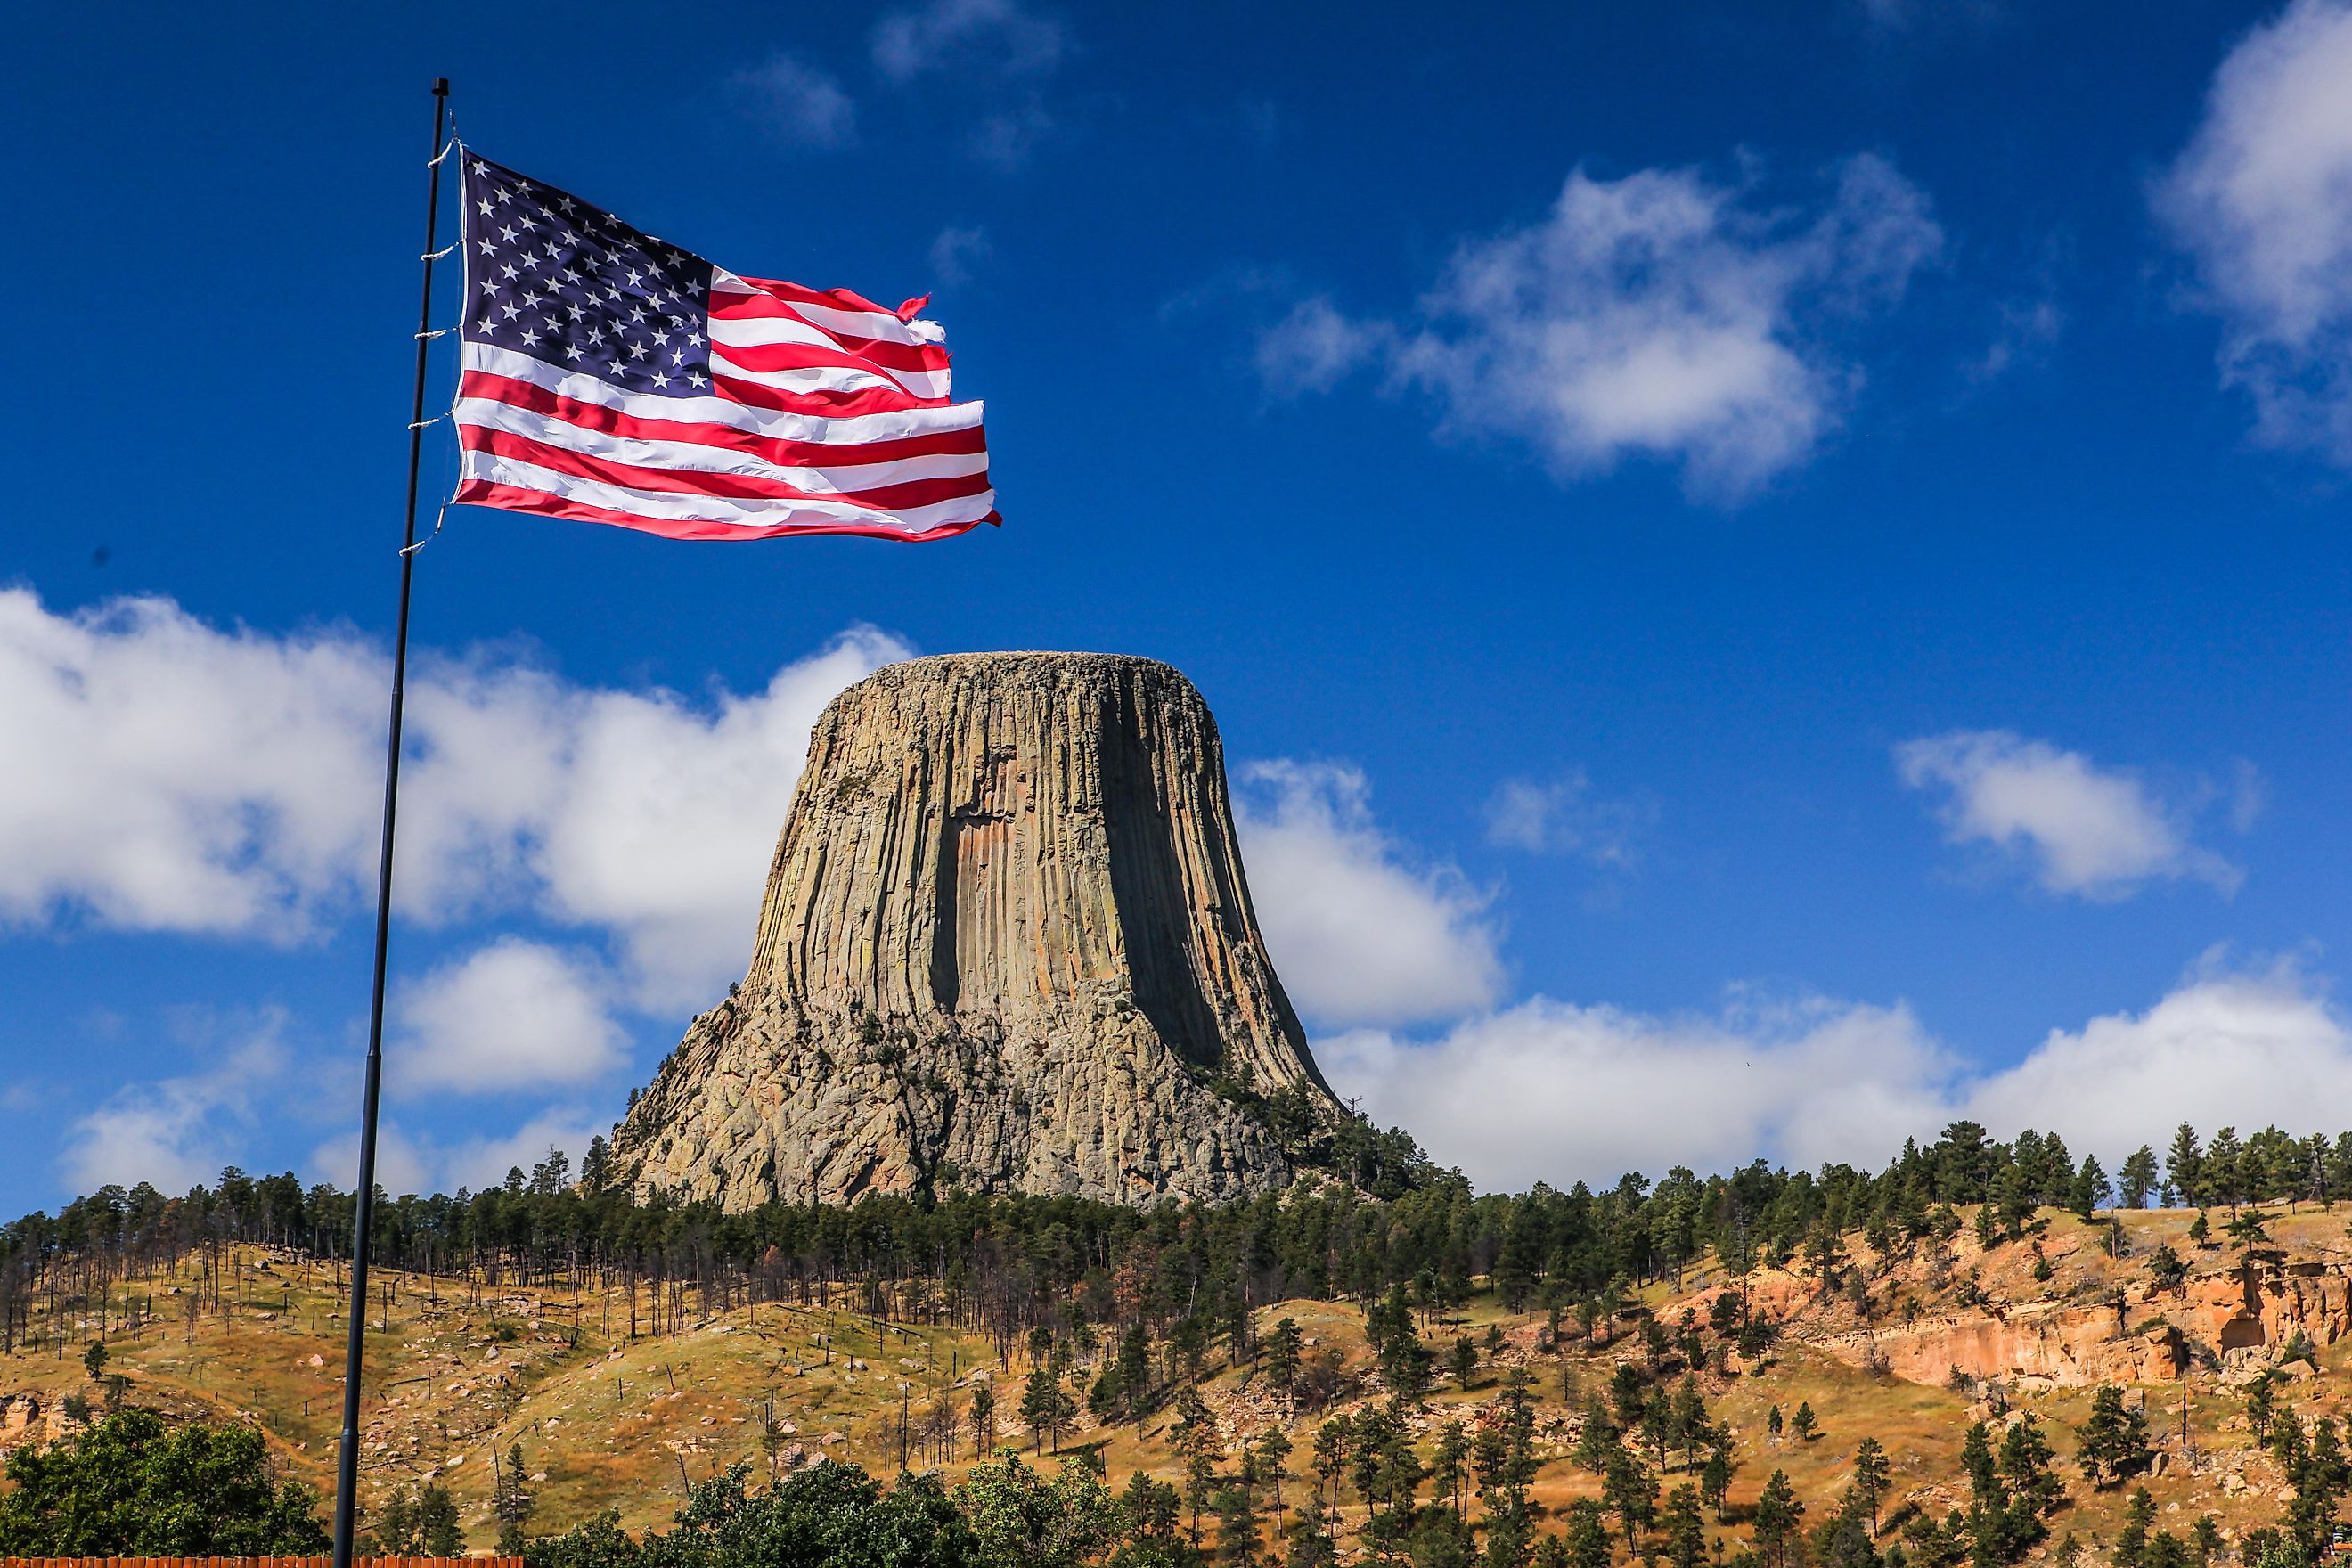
top-left (707, 346), bottom-right (952, 402)
top-left (463, 344), bottom-right (983, 445)
top-left (454, 396), bottom-right (990, 494)
top-left (711, 268), bottom-right (944, 347)
top-left (707, 314), bottom-right (951, 400)
top-left (461, 450), bottom-right (996, 532)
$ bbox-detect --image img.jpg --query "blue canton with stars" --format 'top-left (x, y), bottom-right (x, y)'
top-left (460, 151), bottom-right (714, 396)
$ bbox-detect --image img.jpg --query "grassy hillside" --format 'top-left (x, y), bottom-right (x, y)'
top-left (5, 1203), bottom-right (2348, 1556)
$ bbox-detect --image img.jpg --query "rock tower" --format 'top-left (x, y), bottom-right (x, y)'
top-left (608, 652), bottom-right (1345, 1209)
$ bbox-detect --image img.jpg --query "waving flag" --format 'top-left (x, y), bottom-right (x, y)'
top-left (452, 151), bottom-right (995, 542)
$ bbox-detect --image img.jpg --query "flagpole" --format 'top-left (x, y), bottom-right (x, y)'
top-left (333, 74), bottom-right (449, 1568)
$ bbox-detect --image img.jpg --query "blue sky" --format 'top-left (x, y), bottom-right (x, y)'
top-left (8, 0), bottom-right (2352, 1208)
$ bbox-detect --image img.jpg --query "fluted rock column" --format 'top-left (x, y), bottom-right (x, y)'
top-left (610, 652), bottom-right (1343, 1209)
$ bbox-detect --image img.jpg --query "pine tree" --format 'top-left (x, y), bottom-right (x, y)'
top-left (2119, 1147), bottom-right (2159, 1209)
top-left (1851, 1435), bottom-right (1891, 1534)
top-left (1791, 1401), bottom-right (1819, 1443)
top-left (1660, 1483), bottom-right (1705, 1568)
top-left (492, 1441), bottom-right (535, 1554)
top-left (1601, 1449), bottom-right (1657, 1548)
top-left (2077, 1385), bottom-right (2153, 1488)
top-left (1754, 1469), bottom-right (1804, 1568)
top-left (2168, 1125), bottom-right (2204, 1208)
top-left (1560, 1499), bottom-right (1613, 1568)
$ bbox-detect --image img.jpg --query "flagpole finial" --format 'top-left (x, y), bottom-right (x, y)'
top-left (434, 76), bottom-right (449, 97)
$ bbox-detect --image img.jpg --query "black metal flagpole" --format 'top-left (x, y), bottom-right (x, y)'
top-left (333, 75), bottom-right (449, 1568)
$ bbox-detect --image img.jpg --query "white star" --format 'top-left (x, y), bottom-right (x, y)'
top-left (494, 185), bottom-right (513, 204)
top-left (565, 344), bottom-right (584, 362)
top-left (543, 317), bottom-right (559, 332)
top-left (470, 159), bottom-right (488, 176)
top-left (557, 195), bottom-right (576, 213)
top-left (568, 302), bottom-right (585, 321)
top-left (625, 267), bottom-right (644, 288)
top-left (500, 225), bottom-right (518, 242)
top-left (687, 330), bottom-right (705, 347)
top-left (478, 280), bottom-right (497, 298)
top-left (477, 239), bottom-right (497, 257)
top-left (603, 285), bottom-right (622, 303)
top-left (478, 317), bottom-right (497, 334)
top-left (519, 212), bottom-right (540, 230)
top-left (628, 340), bottom-right (649, 359)
top-left (628, 306), bottom-right (646, 323)
top-left (501, 263), bottom-right (519, 281)
top-left (521, 289), bottom-right (541, 307)
top-left (519, 328), bottom-right (541, 347)
top-left (651, 372), bottom-right (670, 388)
top-left (610, 360), bottom-right (628, 377)
top-left (687, 372), bottom-right (706, 388)
top-left (501, 301), bottom-right (520, 319)
top-left (475, 198), bottom-right (493, 216)
top-left (588, 326), bottom-right (605, 345)
top-left (652, 330), bottom-right (670, 346)
top-left (669, 350), bottom-right (683, 365)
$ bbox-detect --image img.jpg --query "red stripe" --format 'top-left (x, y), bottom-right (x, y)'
top-left (709, 333), bottom-right (948, 380)
top-left (710, 339), bottom-right (947, 388)
top-left (453, 478), bottom-right (993, 543)
top-left (463, 425), bottom-right (992, 510)
top-left (713, 373), bottom-right (953, 418)
top-left (709, 287), bottom-right (947, 372)
top-left (459, 371), bottom-right (985, 465)
top-left (715, 275), bottom-right (905, 322)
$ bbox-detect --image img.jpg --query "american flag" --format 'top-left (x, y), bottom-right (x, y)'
top-left (452, 151), bottom-right (994, 543)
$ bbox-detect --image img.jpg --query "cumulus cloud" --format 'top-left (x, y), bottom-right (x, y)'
top-left (871, 0), bottom-right (1066, 170)
top-left (1235, 761), bottom-right (1505, 1028)
top-left (1896, 729), bottom-right (2243, 899)
top-left (872, 0), bottom-right (1066, 81)
top-left (0, 587), bottom-right (909, 1008)
top-left (1322, 960), bottom-right (2352, 1193)
top-left (1256, 298), bottom-right (1388, 395)
top-left (1483, 772), bottom-right (1651, 866)
top-left (2158, 0), bottom-right (2352, 461)
top-left (1266, 156), bottom-right (1942, 501)
top-left (309, 1107), bottom-right (608, 1200)
top-left (928, 225), bottom-right (991, 288)
top-left (61, 1012), bottom-right (291, 1195)
top-left (727, 53), bottom-right (858, 150)
top-left (0, 591), bottom-right (383, 936)
top-left (1322, 994), bottom-right (1950, 1193)
top-left (392, 938), bottom-right (625, 1095)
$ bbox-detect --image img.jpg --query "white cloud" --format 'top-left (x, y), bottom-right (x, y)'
top-left (928, 225), bottom-right (991, 288)
top-left (1483, 772), bottom-right (1650, 866)
top-left (1236, 760), bottom-right (1505, 1028)
top-left (307, 1107), bottom-right (607, 1199)
top-left (1322, 995), bottom-right (1951, 1192)
top-left (1896, 729), bottom-right (2242, 899)
top-left (872, 0), bottom-right (1066, 81)
top-left (412, 625), bottom-right (911, 1009)
top-left (61, 1013), bottom-right (290, 1195)
top-left (392, 937), bottom-right (625, 1095)
top-left (2157, 0), bottom-right (2352, 461)
top-left (1270, 155), bottom-right (1942, 501)
top-left (1256, 298), bottom-right (1387, 394)
top-left (0, 587), bottom-right (909, 1008)
top-left (1323, 960), bottom-right (2352, 1192)
top-left (0, 591), bottom-right (383, 936)
top-left (727, 53), bottom-right (857, 149)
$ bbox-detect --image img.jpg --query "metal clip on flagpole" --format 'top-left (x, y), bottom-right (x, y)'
top-left (332, 73), bottom-right (448, 1568)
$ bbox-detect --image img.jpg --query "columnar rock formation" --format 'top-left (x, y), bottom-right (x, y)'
top-left (609, 652), bottom-right (1346, 1209)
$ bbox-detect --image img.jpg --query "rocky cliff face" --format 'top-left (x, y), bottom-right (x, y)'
top-left (608, 652), bottom-right (1345, 1210)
